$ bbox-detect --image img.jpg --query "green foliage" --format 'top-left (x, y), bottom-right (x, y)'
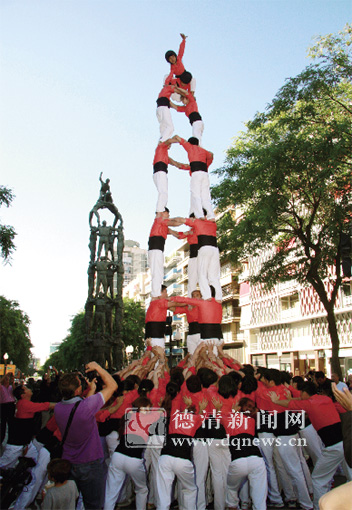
top-left (212, 25), bottom-right (352, 376)
top-left (121, 298), bottom-right (145, 358)
top-left (0, 186), bottom-right (17, 263)
top-left (42, 312), bottom-right (86, 372)
top-left (0, 295), bottom-right (33, 372)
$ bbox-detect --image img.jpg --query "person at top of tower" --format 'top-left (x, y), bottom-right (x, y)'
top-left (165, 33), bottom-right (195, 94)
top-left (170, 86), bottom-right (204, 145)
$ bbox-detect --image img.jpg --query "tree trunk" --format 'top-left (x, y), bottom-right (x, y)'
top-left (326, 306), bottom-right (342, 379)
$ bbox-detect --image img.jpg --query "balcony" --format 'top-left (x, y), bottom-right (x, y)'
top-left (166, 283), bottom-right (183, 297)
top-left (164, 267), bottom-right (181, 283)
top-left (222, 283), bottom-right (240, 301)
top-left (177, 267), bottom-right (188, 284)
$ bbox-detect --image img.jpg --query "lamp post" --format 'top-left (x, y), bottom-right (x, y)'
top-left (3, 352), bottom-right (9, 374)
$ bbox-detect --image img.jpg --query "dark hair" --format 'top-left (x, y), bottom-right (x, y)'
top-left (228, 371), bottom-right (243, 386)
top-left (58, 373), bottom-right (80, 400)
top-left (112, 374), bottom-right (123, 396)
top-left (188, 137), bottom-right (199, 146)
top-left (13, 385), bottom-right (25, 400)
top-left (170, 367), bottom-right (185, 388)
top-left (161, 284), bottom-right (167, 292)
top-left (267, 369), bottom-right (281, 386)
top-left (218, 375), bottom-right (237, 399)
top-left (241, 365), bottom-right (255, 377)
top-left (164, 207), bottom-right (170, 213)
top-left (186, 375), bottom-right (202, 394)
top-left (238, 397), bottom-right (256, 411)
top-left (138, 379), bottom-right (154, 396)
top-left (178, 70), bottom-right (192, 84)
top-left (162, 381), bottom-right (180, 416)
top-left (315, 371), bottom-right (325, 381)
top-left (125, 374), bottom-right (141, 387)
top-left (131, 396), bottom-right (152, 410)
top-left (165, 50), bottom-right (176, 63)
top-left (292, 376), bottom-right (304, 390)
top-left (123, 378), bottom-right (136, 392)
top-left (319, 380), bottom-right (335, 400)
top-left (280, 371), bottom-right (291, 385)
top-left (47, 459), bottom-right (72, 483)
top-left (240, 375), bottom-right (258, 394)
top-left (197, 368), bottom-right (218, 388)
top-left (302, 381), bottom-right (317, 396)
top-left (189, 213), bottom-right (195, 218)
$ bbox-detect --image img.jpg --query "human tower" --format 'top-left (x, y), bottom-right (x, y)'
top-left (146, 33), bottom-right (223, 355)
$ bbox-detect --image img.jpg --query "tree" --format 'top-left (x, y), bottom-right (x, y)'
top-left (0, 295), bottom-right (33, 372)
top-left (121, 298), bottom-right (145, 358)
top-left (212, 25), bottom-right (352, 378)
top-left (0, 186), bottom-right (16, 263)
top-left (43, 312), bottom-right (86, 372)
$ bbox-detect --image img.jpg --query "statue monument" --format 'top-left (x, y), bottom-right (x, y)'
top-left (85, 173), bottom-right (125, 369)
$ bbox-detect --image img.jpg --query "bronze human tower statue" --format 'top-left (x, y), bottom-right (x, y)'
top-left (85, 172), bottom-right (125, 369)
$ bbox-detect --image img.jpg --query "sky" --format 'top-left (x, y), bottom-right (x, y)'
top-left (0, 0), bottom-right (350, 363)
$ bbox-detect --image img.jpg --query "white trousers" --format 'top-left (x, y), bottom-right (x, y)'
top-left (187, 333), bottom-right (201, 355)
top-left (187, 256), bottom-right (198, 296)
top-left (145, 438), bottom-right (164, 506)
top-left (192, 120), bottom-right (204, 146)
top-left (193, 440), bottom-right (209, 509)
top-left (156, 454), bottom-right (198, 510)
top-left (190, 172), bottom-right (214, 220)
top-left (198, 246), bottom-right (222, 301)
top-left (105, 431), bottom-right (119, 459)
top-left (104, 452), bottom-right (148, 510)
top-left (150, 337), bottom-right (166, 349)
top-left (276, 434), bottom-right (312, 510)
top-left (226, 455), bottom-right (268, 510)
top-left (208, 439), bottom-right (231, 510)
top-left (148, 249), bottom-right (164, 298)
top-left (258, 432), bottom-right (284, 506)
top-left (156, 106), bottom-right (174, 142)
top-left (300, 424), bottom-right (323, 465)
top-left (14, 444), bottom-right (50, 509)
top-left (312, 441), bottom-right (352, 510)
top-left (153, 171), bottom-right (168, 213)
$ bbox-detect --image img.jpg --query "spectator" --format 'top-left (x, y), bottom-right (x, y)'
top-left (331, 373), bottom-right (348, 392)
top-left (42, 458), bottom-right (79, 510)
top-left (54, 362), bottom-right (117, 510)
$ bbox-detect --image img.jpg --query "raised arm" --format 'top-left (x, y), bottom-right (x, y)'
top-left (85, 361), bottom-right (117, 403)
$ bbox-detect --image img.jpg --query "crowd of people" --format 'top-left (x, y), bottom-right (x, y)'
top-left (1, 344), bottom-right (352, 510)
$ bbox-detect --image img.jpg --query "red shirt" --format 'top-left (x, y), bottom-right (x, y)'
top-left (153, 142), bottom-right (169, 165)
top-left (174, 305), bottom-right (199, 325)
top-left (178, 228), bottom-right (198, 245)
top-left (16, 399), bottom-right (50, 419)
top-left (158, 84), bottom-right (175, 100)
top-left (145, 299), bottom-right (169, 323)
top-left (185, 218), bottom-right (217, 237)
top-left (221, 413), bottom-right (256, 437)
top-left (287, 394), bottom-right (341, 431)
top-left (165, 39), bottom-right (186, 84)
top-left (179, 138), bottom-right (213, 168)
top-left (174, 297), bottom-right (222, 324)
top-left (176, 94), bottom-right (199, 118)
top-left (255, 381), bottom-right (288, 413)
top-left (149, 217), bottom-right (169, 239)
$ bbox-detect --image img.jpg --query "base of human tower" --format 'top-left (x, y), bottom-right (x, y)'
top-left (117, 339), bottom-right (242, 384)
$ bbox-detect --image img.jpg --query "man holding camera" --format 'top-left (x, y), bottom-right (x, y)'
top-left (54, 362), bottom-right (117, 510)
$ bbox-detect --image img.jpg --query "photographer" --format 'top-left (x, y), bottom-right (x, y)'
top-left (54, 361), bottom-right (117, 510)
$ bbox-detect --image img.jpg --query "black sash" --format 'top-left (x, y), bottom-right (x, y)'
top-left (153, 161), bottom-right (168, 174)
top-left (188, 322), bottom-right (200, 335)
top-left (190, 161), bottom-right (207, 173)
top-left (189, 112), bottom-right (202, 125)
top-left (200, 323), bottom-right (223, 339)
top-left (156, 97), bottom-right (170, 107)
top-left (145, 321), bottom-right (166, 338)
top-left (189, 244), bottom-right (199, 258)
top-left (148, 236), bottom-right (166, 251)
top-left (198, 235), bottom-right (217, 248)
